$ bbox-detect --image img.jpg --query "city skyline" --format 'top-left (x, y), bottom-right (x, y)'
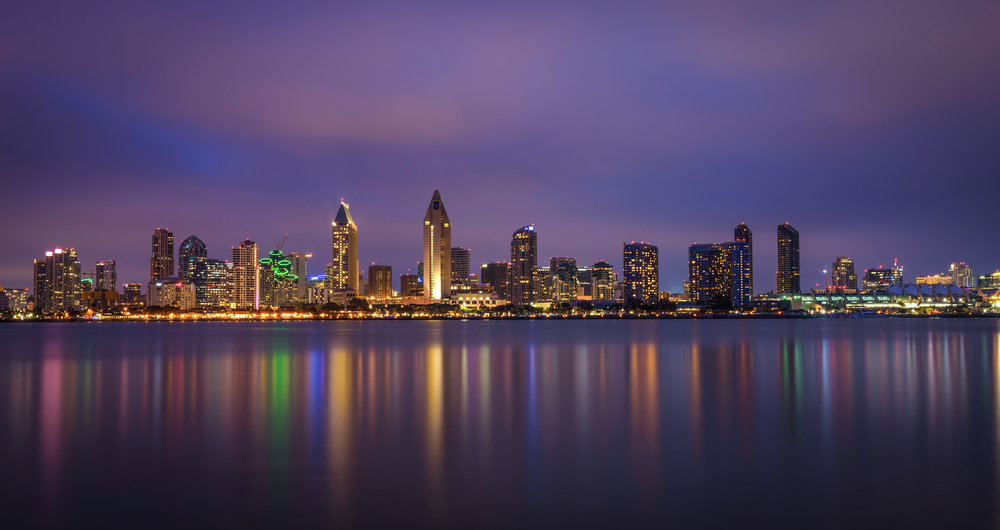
top-left (2, 2), bottom-right (1000, 293)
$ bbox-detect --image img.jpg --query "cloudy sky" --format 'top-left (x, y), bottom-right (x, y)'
top-left (1, 0), bottom-right (999, 293)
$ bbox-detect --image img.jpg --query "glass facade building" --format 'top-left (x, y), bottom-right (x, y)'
top-left (150, 228), bottom-right (174, 283)
top-left (422, 190), bottom-right (452, 301)
top-left (776, 223), bottom-right (800, 294)
top-left (734, 223), bottom-right (753, 295)
top-left (831, 257), bottom-right (857, 290)
top-left (508, 226), bottom-right (537, 305)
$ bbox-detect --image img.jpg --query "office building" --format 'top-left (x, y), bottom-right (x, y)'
top-left (369, 265), bottom-right (392, 300)
top-left (592, 260), bottom-right (614, 300)
top-left (831, 257), bottom-right (857, 290)
top-left (203, 259), bottom-right (232, 308)
top-left (551, 258), bottom-right (578, 300)
top-left (95, 260), bottom-right (117, 292)
top-left (777, 223), bottom-right (800, 294)
top-left (231, 239), bottom-right (260, 310)
top-left (150, 228), bottom-right (174, 282)
top-left (863, 267), bottom-right (902, 291)
top-left (122, 284), bottom-right (144, 306)
top-left (509, 225), bottom-right (537, 304)
top-left (331, 201), bottom-right (359, 292)
top-left (534, 266), bottom-right (554, 301)
top-left (734, 223), bottom-right (753, 295)
top-left (978, 271), bottom-right (1000, 288)
top-left (284, 252), bottom-right (311, 301)
top-left (400, 274), bottom-right (422, 297)
top-left (950, 262), bottom-right (974, 288)
top-left (688, 240), bottom-right (751, 308)
top-left (577, 267), bottom-right (592, 298)
top-left (146, 276), bottom-right (197, 310)
top-left (0, 288), bottom-right (28, 311)
top-left (178, 235), bottom-right (207, 281)
top-left (480, 262), bottom-right (509, 300)
top-left (36, 248), bottom-right (82, 312)
top-left (623, 242), bottom-right (658, 306)
top-left (422, 190), bottom-right (452, 301)
top-left (451, 247), bottom-right (471, 286)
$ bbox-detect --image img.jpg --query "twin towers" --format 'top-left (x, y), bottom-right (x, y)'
top-left (331, 190), bottom-right (451, 301)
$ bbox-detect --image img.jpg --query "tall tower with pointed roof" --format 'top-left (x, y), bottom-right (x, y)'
top-left (331, 201), bottom-right (358, 293)
top-left (422, 190), bottom-right (451, 300)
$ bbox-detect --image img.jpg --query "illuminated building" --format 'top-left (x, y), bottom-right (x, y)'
top-left (863, 267), bottom-right (902, 291)
top-left (400, 274), bottom-right (422, 297)
top-left (231, 239), bottom-right (260, 310)
top-left (422, 190), bottom-right (452, 301)
top-left (915, 273), bottom-right (951, 285)
top-left (284, 252), bottom-right (311, 301)
top-left (592, 261), bottom-right (614, 300)
top-left (480, 262), bottom-right (509, 300)
top-left (150, 228), bottom-right (174, 282)
top-left (122, 284), bottom-right (144, 306)
top-left (451, 247), bottom-right (471, 286)
top-left (36, 248), bottom-right (82, 312)
top-left (95, 260), bottom-right (117, 291)
top-left (577, 267), bottom-right (592, 298)
top-left (550, 258), bottom-right (578, 300)
top-left (0, 288), bottom-right (28, 311)
top-left (33, 259), bottom-right (46, 311)
top-left (368, 265), bottom-right (392, 300)
top-left (776, 223), bottom-right (800, 294)
top-left (534, 266), bottom-right (554, 300)
top-left (831, 257), bottom-right (857, 290)
top-left (146, 276), bottom-right (196, 310)
top-left (734, 223), bottom-right (753, 295)
top-left (509, 225), bottom-right (537, 304)
top-left (623, 242), bottom-right (658, 306)
top-left (178, 235), bottom-right (207, 282)
top-left (203, 259), bottom-right (232, 308)
top-left (331, 201), bottom-right (359, 292)
top-left (978, 271), bottom-right (1000, 288)
top-left (688, 241), bottom-right (750, 308)
top-left (950, 262), bottom-right (974, 288)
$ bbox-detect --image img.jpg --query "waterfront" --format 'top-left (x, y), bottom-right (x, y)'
top-left (1, 320), bottom-right (999, 528)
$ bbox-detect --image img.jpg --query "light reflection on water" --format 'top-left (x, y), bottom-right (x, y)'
top-left (1, 319), bottom-right (999, 528)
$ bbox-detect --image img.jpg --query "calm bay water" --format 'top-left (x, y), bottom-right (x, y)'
top-left (1, 319), bottom-right (999, 528)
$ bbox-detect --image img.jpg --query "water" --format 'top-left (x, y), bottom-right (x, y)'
top-left (1, 319), bottom-right (999, 528)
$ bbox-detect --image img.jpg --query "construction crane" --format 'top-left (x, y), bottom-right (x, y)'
top-left (277, 234), bottom-right (288, 252)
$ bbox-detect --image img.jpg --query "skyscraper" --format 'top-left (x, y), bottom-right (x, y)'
top-left (38, 248), bottom-right (82, 312)
top-left (592, 261), bottom-right (614, 300)
top-left (150, 228), bottom-right (174, 282)
top-left (831, 257), bottom-right (857, 290)
top-left (509, 225), bottom-right (537, 305)
top-left (422, 190), bottom-right (452, 301)
top-left (95, 261), bottom-right (117, 292)
top-left (776, 223), bottom-right (800, 294)
top-left (451, 247), bottom-right (471, 286)
top-left (231, 239), bottom-right (259, 310)
top-left (400, 274), bottom-right (422, 297)
top-left (550, 258), bottom-right (578, 300)
top-left (688, 241), bottom-right (750, 308)
top-left (203, 259), bottom-right (232, 308)
top-left (734, 223), bottom-right (753, 295)
top-left (331, 201), bottom-right (358, 293)
top-left (368, 265), bottom-right (392, 300)
top-left (950, 262), bottom-right (974, 288)
top-left (623, 242), bottom-right (658, 306)
top-left (178, 235), bottom-right (207, 281)
top-left (480, 262), bottom-right (509, 300)
top-left (33, 258), bottom-right (46, 312)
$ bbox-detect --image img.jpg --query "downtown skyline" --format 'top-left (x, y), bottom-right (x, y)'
top-left (2, 2), bottom-right (1000, 292)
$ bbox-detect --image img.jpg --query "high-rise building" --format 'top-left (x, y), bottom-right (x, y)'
top-left (550, 258), bottom-right (578, 300)
top-left (368, 265), bottom-right (392, 300)
top-left (734, 223), bottom-right (753, 295)
top-left (0, 288), bottom-right (29, 311)
top-left (776, 223), bottom-right (800, 294)
top-left (592, 261), bottom-right (614, 300)
top-left (146, 276), bottom-right (197, 310)
top-left (950, 262), bottom-right (974, 288)
top-left (33, 258), bottom-right (47, 312)
top-left (451, 247), bottom-right (471, 286)
top-left (331, 201), bottom-right (359, 293)
top-left (978, 271), bottom-right (1000, 288)
top-left (480, 262), bottom-right (509, 300)
top-left (178, 235), bottom-right (207, 282)
top-left (400, 274), bottom-right (422, 297)
top-left (534, 266), bottom-right (554, 300)
top-left (284, 252), bottom-right (311, 301)
top-left (203, 259), bottom-right (232, 308)
top-left (916, 273), bottom-right (951, 285)
top-left (831, 257), bottom-right (857, 290)
top-left (423, 190), bottom-right (452, 301)
top-left (509, 225), bottom-right (537, 304)
top-left (688, 241), bottom-right (751, 308)
top-left (863, 267), bottom-right (901, 291)
top-left (576, 267), bottom-right (592, 298)
top-left (37, 248), bottom-right (82, 312)
top-left (231, 239), bottom-right (260, 310)
top-left (623, 242), bottom-right (658, 306)
top-left (122, 284), bottom-right (144, 306)
top-left (94, 260), bottom-right (117, 292)
top-left (150, 228), bottom-right (174, 282)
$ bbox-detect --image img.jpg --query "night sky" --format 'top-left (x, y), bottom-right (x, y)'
top-left (2, 1), bottom-right (999, 293)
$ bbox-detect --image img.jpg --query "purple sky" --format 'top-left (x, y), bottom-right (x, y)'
top-left (2, 1), bottom-right (999, 293)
